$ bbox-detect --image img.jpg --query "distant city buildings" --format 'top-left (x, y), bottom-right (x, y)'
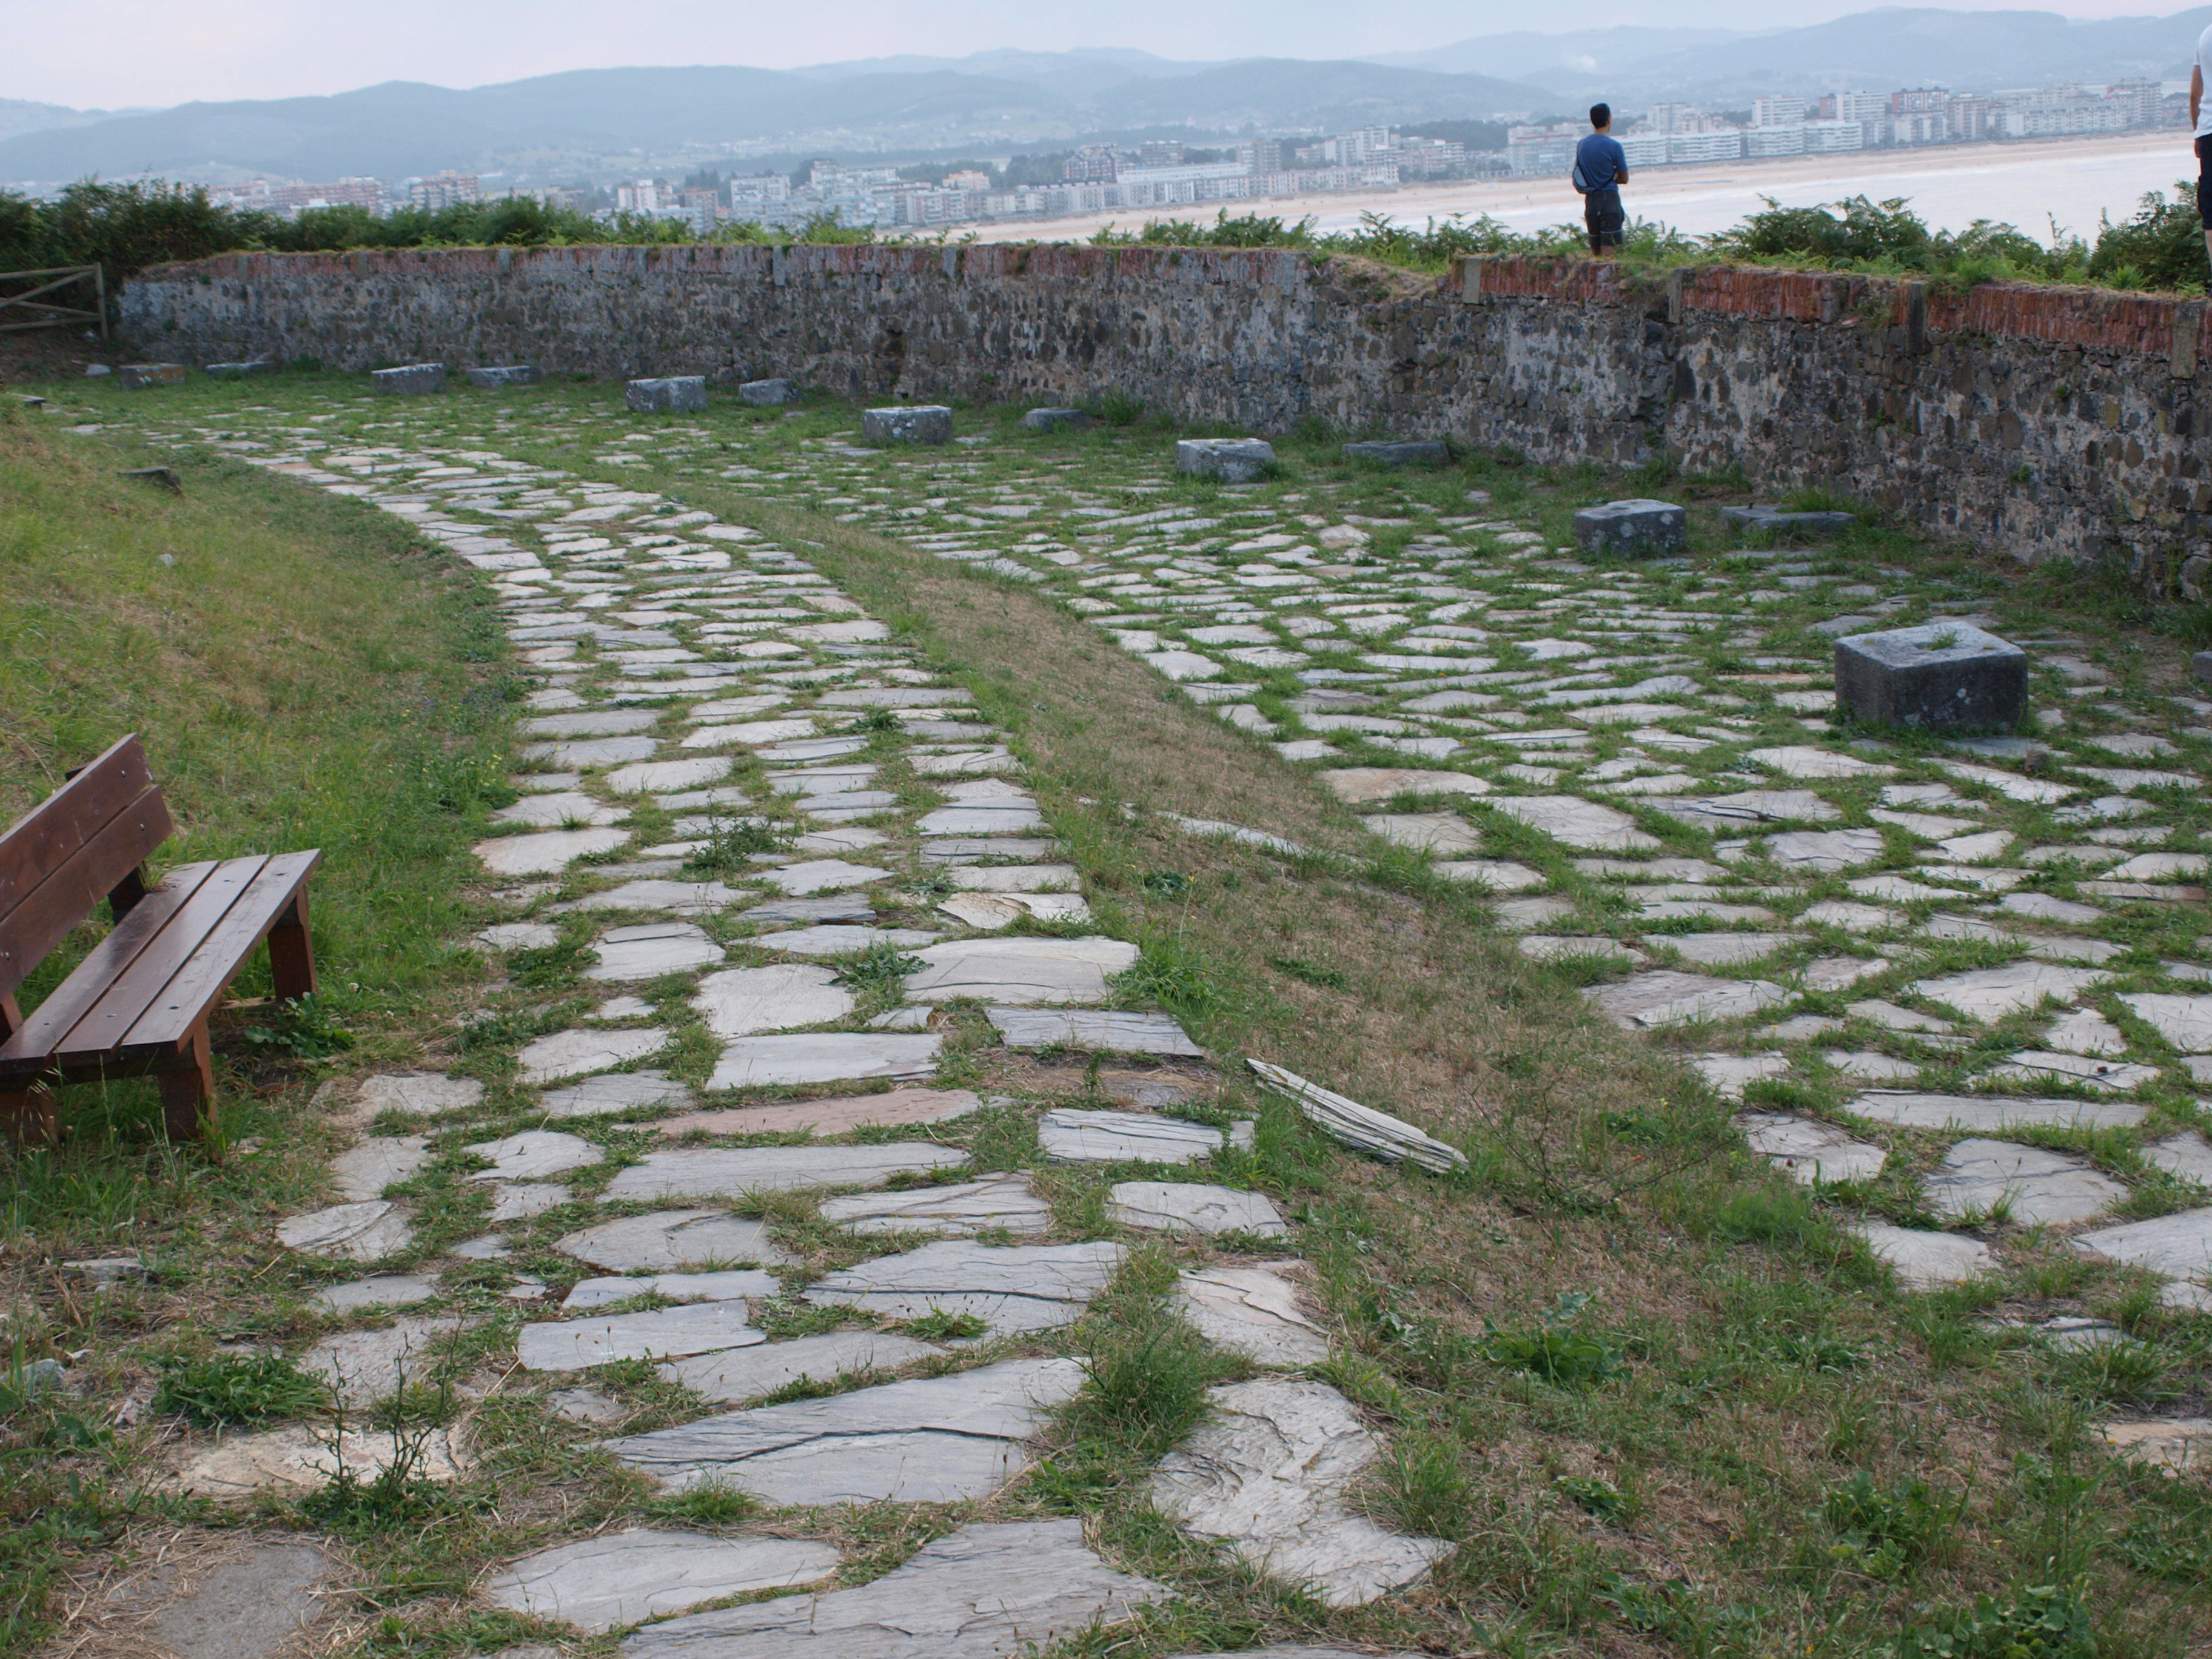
top-left (406, 171), bottom-right (478, 210)
top-left (1509, 76), bottom-right (2182, 176)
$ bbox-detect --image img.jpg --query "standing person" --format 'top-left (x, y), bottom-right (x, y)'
top-left (1575, 104), bottom-right (1629, 258)
top-left (2193, 21), bottom-right (2212, 273)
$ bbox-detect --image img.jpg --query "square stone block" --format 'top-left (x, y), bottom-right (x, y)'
top-left (1721, 504), bottom-right (1858, 537)
top-left (1834, 623), bottom-right (2027, 732)
top-left (118, 363), bottom-right (187, 389)
top-left (372, 363), bottom-right (446, 395)
top-left (204, 360), bottom-right (275, 378)
top-left (1175, 438), bottom-right (1276, 482)
top-left (628, 376), bottom-right (707, 413)
top-left (1342, 440), bottom-right (1449, 467)
top-left (467, 364), bottom-right (541, 387)
top-left (1019, 407), bottom-right (1090, 432)
top-left (862, 404), bottom-right (953, 444)
top-left (2191, 650), bottom-right (2212, 688)
top-left (1572, 498), bottom-right (1687, 557)
top-left (739, 378), bottom-right (797, 405)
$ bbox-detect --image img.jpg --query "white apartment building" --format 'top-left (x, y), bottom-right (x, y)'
top-left (1751, 95), bottom-right (1806, 127)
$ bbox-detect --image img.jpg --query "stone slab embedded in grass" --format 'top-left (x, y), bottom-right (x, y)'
top-left (657, 1087), bottom-right (982, 1139)
top-left (739, 377), bottom-right (797, 405)
top-left (357, 1074), bottom-right (484, 1118)
top-left (1989, 1051), bottom-right (2159, 1093)
top-left (1179, 1262), bottom-right (1330, 1367)
top-left (1905, 961), bottom-right (2110, 1022)
top-left (1570, 499), bottom-right (1686, 558)
top-left (1484, 796), bottom-right (1661, 852)
top-left (1584, 971), bottom-right (1791, 1029)
top-left (1856, 1222), bottom-right (1997, 1290)
top-left (2099, 1418), bottom-right (2212, 1474)
top-left (1737, 1111), bottom-right (1887, 1183)
top-left (985, 1007), bottom-right (1202, 1055)
top-left (862, 405), bottom-right (952, 444)
top-left (1247, 1059), bottom-right (1465, 1172)
top-left (129, 1540), bottom-right (337, 1659)
top-left (692, 964), bottom-right (854, 1038)
top-left (740, 892), bottom-right (878, 925)
top-left (276, 1201), bottom-right (414, 1262)
top-left (603, 1358), bottom-right (1085, 1501)
top-left (465, 1130), bottom-right (604, 1181)
top-left (517, 1302), bottom-right (766, 1370)
top-left (1664, 934), bottom-right (1795, 968)
top-left (331, 1136), bottom-right (430, 1200)
top-left (615, 1519), bottom-right (1162, 1659)
top-left (2074, 1207), bottom-right (2212, 1279)
top-left (1693, 1054), bottom-right (1789, 1101)
top-left (606, 1142), bottom-right (968, 1200)
top-left (749, 923), bottom-right (937, 955)
top-left (1362, 813), bottom-right (1481, 854)
top-left (563, 1270), bottom-right (780, 1311)
top-left (1843, 1090), bottom-right (2146, 1132)
top-left (586, 922), bottom-right (726, 981)
top-left (906, 936), bottom-right (1139, 1005)
top-left (819, 1173), bottom-right (1050, 1236)
top-left (1834, 623), bottom-right (2028, 732)
top-left (518, 736), bottom-right (659, 768)
top-left (1110, 1181), bottom-right (1287, 1237)
top-left (760, 859), bottom-right (892, 896)
top-left (2118, 993), bottom-right (2212, 1051)
top-left (627, 377), bottom-right (707, 414)
top-left (936, 891), bottom-right (1090, 929)
top-left (1342, 440), bottom-right (1449, 467)
top-left (1320, 768), bottom-right (1489, 804)
top-left (705, 1032), bottom-right (943, 1088)
top-left (606, 759), bottom-right (731, 795)
top-left (2145, 1131), bottom-right (2212, 1185)
top-left (475, 828), bottom-right (630, 876)
top-left (515, 1027), bottom-right (670, 1086)
top-left (1435, 859), bottom-right (1546, 891)
top-left (1926, 1138), bottom-right (2125, 1225)
top-left (1038, 1108), bottom-right (1222, 1163)
top-left (1176, 438), bottom-right (1275, 483)
top-left (1657, 789), bottom-right (1842, 827)
top-left (1150, 1378), bottom-right (1450, 1607)
top-left (804, 1239), bottom-right (1124, 1332)
top-left (372, 363), bottom-right (444, 395)
top-left (659, 1330), bottom-right (945, 1404)
top-left (486, 1530), bottom-right (839, 1634)
top-left (1765, 828), bottom-right (1886, 871)
top-left (539, 1070), bottom-right (692, 1118)
top-left (310, 1275), bottom-right (437, 1314)
top-left (557, 1210), bottom-right (796, 1272)
top-left (299, 1315), bottom-right (467, 1406)
top-left (172, 1424), bottom-right (463, 1498)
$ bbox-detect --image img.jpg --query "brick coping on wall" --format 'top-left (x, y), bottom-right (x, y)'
top-left (146, 243), bottom-right (2207, 374)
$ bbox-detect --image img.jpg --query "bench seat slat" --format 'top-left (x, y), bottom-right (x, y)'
top-left (0, 862), bottom-right (219, 1068)
top-left (111, 850), bottom-right (320, 1054)
top-left (38, 856), bottom-right (271, 1065)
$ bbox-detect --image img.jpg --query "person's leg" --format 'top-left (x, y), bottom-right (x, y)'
top-left (2199, 137), bottom-right (2211, 273)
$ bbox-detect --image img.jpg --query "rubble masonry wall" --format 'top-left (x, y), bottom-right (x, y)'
top-left (121, 243), bottom-right (2212, 588)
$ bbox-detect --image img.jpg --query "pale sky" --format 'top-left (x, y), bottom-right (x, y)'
top-left (4, 0), bottom-right (2197, 110)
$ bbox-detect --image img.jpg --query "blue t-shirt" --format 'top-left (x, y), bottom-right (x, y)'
top-left (1575, 133), bottom-right (1626, 193)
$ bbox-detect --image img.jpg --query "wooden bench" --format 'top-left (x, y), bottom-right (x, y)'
top-left (0, 734), bottom-right (321, 1144)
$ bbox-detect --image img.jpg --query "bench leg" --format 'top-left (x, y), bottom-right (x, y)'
top-left (159, 1025), bottom-right (218, 1144)
top-left (0, 1084), bottom-right (58, 1147)
top-left (268, 887), bottom-right (318, 1001)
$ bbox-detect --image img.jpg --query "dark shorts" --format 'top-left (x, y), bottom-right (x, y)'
top-left (2199, 135), bottom-right (2211, 230)
top-left (1585, 186), bottom-right (1626, 250)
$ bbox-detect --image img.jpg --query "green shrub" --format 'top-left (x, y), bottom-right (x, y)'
top-left (154, 1352), bottom-right (327, 1425)
top-left (1483, 1293), bottom-right (1627, 1387)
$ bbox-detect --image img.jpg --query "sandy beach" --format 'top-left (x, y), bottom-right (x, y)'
top-left (1005, 130), bottom-right (2197, 247)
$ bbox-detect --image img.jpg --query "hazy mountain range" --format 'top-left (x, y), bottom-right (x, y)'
top-left (3, 6), bottom-right (2206, 187)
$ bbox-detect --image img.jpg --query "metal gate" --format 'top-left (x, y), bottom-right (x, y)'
top-left (0, 266), bottom-right (107, 340)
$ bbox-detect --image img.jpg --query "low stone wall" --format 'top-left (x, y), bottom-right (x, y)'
top-left (121, 243), bottom-right (2211, 589)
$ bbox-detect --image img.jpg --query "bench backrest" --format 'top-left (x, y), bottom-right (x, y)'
top-left (0, 734), bottom-right (173, 1003)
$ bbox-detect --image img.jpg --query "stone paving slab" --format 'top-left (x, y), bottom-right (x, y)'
top-left (358, 1074), bottom-right (484, 1117)
top-left (515, 1027), bottom-right (670, 1085)
top-left (656, 1087), bottom-right (982, 1139)
top-left (539, 1070), bottom-right (693, 1118)
top-left (1906, 962), bottom-right (2111, 1022)
top-left (804, 1239), bottom-right (1125, 1331)
top-left (1110, 1181), bottom-right (1289, 1237)
top-left (1586, 971), bottom-right (1791, 1029)
top-left (172, 1424), bottom-right (464, 1498)
top-left (905, 936), bottom-right (1139, 1005)
top-left (563, 1270), bottom-right (781, 1310)
top-left (659, 1331), bottom-right (946, 1404)
top-left (588, 922), bottom-right (727, 981)
top-left (1843, 1091), bottom-right (2147, 1132)
top-left (706, 1032), bottom-right (943, 1088)
top-left (2099, 1418), bottom-right (2212, 1475)
top-left (126, 1541), bottom-right (337, 1659)
top-left (1038, 1107), bottom-right (1223, 1163)
top-left (465, 1130), bottom-right (605, 1180)
top-left (1857, 1222), bottom-right (1996, 1290)
top-left (518, 1303), bottom-right (767, 1370)
top-left (2145, 1131), bottom-right (2212, 1185)
top-left (985, 1007), bottom-right (1204, 1055)
top-left (557, 1210), bottom-right (796, 1271)
top-left (1150, 1378), bottom-right (1449, 1607)
top-left (477, 828), bottom-right (631, 875)
top-left (310, 1275), bottom-right (437, 1314)
top-left (616, 1520), bottom-right (1164, 1659)
top-left (488, 1531), bottom-right (840, 1633)
top-left (276, 1201), bottom-right (414, 1262)
top-left (331, 1136), bottom-right (431, 1200)
top-left (818, 1173), bottom-right (1051, 1236)
top-left (2119, 993), bottom-right (2212, 1050)
top-left (1178, 1264), bottom-right (1331, 1368)
top-left (2074, 1207), bottom-right (2212, 1279)
top-left (299, 1314), bottom-right (468, 1406)
top-left (488, 1184), bottom-right (573, 1219)
top-left (692, 964), bottom-right (855, 1038)
top-left (1738, 1112), bottom-right (1888, 1184)
top-left (604, 1358), bottom-right (1086, 1502)
top-left (1925, 1139), bottom-right (2125, 1225)
top-left (606, 1143), bottom-right (969, 1199)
